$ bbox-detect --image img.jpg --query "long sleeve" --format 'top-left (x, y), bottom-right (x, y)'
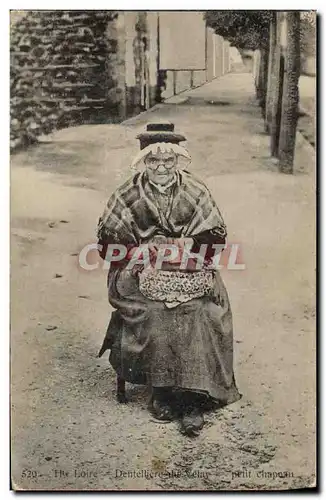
top-left (192, 228), bottom-right (226, 247)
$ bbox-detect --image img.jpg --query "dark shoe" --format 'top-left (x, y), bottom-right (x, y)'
top-left (150, 398), bottom-right (175, 421)
top-left (180, 407), bottom-right (204, 436)
top-left (117, 393), bottom-right (128, 404)
top-left (150, 387), bottom-right (176, 422)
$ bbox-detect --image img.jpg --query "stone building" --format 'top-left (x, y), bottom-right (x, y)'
top-left (117, 11), bottom-right (231, 117)
top-left (10, 10), bottom-right (231, 150)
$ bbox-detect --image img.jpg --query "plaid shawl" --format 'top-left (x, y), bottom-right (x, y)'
top-left (97, 170), bottom-right (226, 245)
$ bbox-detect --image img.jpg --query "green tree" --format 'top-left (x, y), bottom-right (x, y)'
top-left (204, 11), bottom-right (271, 50)
top-left (205, 11), bottom-right (271, 110)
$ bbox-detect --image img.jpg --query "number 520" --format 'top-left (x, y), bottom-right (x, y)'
top-left (21, 469), bottom-right (38, 479)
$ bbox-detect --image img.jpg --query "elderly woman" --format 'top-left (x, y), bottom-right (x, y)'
top-left (97, 123), bottom-right (241, 436)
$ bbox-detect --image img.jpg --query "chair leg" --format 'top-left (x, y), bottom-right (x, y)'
top-left (116, 375), bottom-right (128, 403)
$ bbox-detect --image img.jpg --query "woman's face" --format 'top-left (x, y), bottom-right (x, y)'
top-left (144, 151), bottom-right (177, 186)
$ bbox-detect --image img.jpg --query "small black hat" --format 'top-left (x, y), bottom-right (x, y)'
top-left (136, 122), bottom-right (186, 150)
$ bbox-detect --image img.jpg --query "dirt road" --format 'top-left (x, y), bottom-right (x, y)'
top-left (11, 74), bottom-right (316, 491)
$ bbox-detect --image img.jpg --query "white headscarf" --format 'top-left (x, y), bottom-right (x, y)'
top-left (130, 142), bottom-right (191, 170)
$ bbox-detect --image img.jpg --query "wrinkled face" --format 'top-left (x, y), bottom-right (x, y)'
top-left (144, 151), bottom-right (177, 186)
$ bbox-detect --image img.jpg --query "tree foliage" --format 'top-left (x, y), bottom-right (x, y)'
top-left (300, 11), bottom-right (316, 57)
top-left (204, 11), bottom-right (272, 50)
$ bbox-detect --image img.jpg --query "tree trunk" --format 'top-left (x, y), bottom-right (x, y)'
top-left (257, 46), bottom-right (269, 113)
top-left (262, 46), bottom-right (269, 114)
top-left (265, 13), bottom-right (277, 132)
top-left (270, 12), bottom-right (283, 156)
top-left (253, 49), bottom-right (261, 98)
top-left (114, 13), bottom-right (127, 121)
top-left (278, 11), bottom-right (301, 173)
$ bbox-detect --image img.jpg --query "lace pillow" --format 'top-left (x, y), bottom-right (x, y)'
top-left (138, 267), bottom-right (215, 304)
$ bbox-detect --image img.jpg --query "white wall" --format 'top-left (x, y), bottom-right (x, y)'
top-left (159, 12), bottom-right (206, 70)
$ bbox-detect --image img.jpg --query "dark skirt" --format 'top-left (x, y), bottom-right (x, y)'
top-left (99, 268), bottom-right (241, 405)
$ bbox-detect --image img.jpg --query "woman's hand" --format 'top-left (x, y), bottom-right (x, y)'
top-left (152, 235), bottom-right (169, 246)
top-left (158, 238), bottom-right (194, 266)
top-left (162, 237), bottom-right (193, 248)
top-left (129, 238), bottom-right (194, 270)
top-left (176, 237), bottom-right (194, 249)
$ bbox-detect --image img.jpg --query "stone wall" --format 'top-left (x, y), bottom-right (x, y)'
top-left (10, 10), bottom-right (118, 150)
